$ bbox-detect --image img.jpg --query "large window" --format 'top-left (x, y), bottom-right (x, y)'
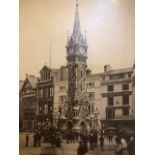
top-left (89, 92), bottom-right (95, 100)
top-left (123, 95), bottom-right (129, 105)
top-left (59, 86), bottom-right (65, 92)
top-left (87, 82), bottom-right (95, 88)
top-left (122, 84), bottom-right (129, 90)
top-left (59, 96), bottom-right (64, 103)
top-left (107, 85), bottom-right (114, 91)
top-left (123, 108), bottom-right (129, 115)
top-left (106, 109), bottom-right (114, 120)
top-left (59, 95), bottom-right (66, 103)
top-left (108, 97), bottom-right (114, 105)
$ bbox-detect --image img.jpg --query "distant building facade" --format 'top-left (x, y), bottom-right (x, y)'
top-left (101, 65), bottom-right (134, 129)
top-left (36, 65), bottom-right (54, 128)
top-left (53, 66), bottom-right (68, 128)
top-left (20, 74), bottom-right (38, 132)
top-left (19, 64), bottom-right (134, 132)
top-left (19, 80), bottom-right (24, 132)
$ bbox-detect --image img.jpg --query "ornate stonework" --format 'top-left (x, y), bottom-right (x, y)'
top-left (64, 2), bottom-right (91, 132)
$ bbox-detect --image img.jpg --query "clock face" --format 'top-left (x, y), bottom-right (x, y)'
top-left (74, 44), bottom-right (79, 53)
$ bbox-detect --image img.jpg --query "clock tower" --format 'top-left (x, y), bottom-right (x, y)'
top-left (65, 1), bottom-right (89, 131)
top-left (66, 2), bottom-right (87, 63)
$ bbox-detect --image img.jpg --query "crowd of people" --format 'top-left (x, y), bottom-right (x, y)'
top-left (115, 134), bottom-right (135, 155)
top-left (24, 128), bottom-right (135, 155)
top-left (76, 129), bottom-right (135, 155)
top-left (24, 128), bottom-right (61, 148)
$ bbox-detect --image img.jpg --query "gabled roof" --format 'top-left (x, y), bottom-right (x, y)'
top-left (28, 76), bottom-right (38, 88)
top-left (21, 75), bottom-right (38, 91)
top-left (39, 65), bottom-right (51, 73)
top-left (19, 80), bottom-right (24, 91)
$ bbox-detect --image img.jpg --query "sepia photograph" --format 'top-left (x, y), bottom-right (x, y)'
top-left (19, 0), bottom-right (135, 155)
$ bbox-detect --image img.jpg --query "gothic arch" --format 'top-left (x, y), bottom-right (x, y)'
top-left (80, 121), bottom-right (86, 131)
top-left (67, 121), bottom-right (73, 131)
top-left (78, 120), bottom-right (87, 131)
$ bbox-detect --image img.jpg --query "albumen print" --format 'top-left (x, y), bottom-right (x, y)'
top-left (19, 0), bottom-right (135, 155)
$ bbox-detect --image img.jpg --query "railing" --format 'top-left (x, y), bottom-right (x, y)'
top-left (106, 104), bottom-right (130, 108)
top-left (114, 115), bottom-right (132, 120)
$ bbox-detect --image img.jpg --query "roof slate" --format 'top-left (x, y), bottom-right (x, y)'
top-left (27, 76), bottom-right (38, 89)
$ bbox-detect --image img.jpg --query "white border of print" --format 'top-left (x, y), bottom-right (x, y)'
top-left (0, 0), bottom-right (155, 155)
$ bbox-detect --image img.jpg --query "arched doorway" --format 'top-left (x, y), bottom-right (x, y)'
top-left (80, 121), bottom-right (86, 132)
top-left (67, 121), bottom-right (73, 131)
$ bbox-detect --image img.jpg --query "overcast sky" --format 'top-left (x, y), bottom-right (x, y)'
top-left (19, 0), bottom-right (135, 80)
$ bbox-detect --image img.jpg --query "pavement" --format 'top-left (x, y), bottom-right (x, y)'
top-left (19, 133), bottom-right (117, 155)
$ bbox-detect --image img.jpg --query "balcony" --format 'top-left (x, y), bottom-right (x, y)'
top-left (102, 91), bottom-right (132, 97)
top-left (106, 115), bottom-right (132, 121)
top-left (106, 104), bottom-right (130, 109)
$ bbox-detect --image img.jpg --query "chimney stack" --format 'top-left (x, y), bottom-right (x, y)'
top-left (104, 65), bottom-right (112, 72)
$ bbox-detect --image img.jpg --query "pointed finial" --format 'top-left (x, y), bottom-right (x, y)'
top-left (76, 0), bottom-right (79, 7)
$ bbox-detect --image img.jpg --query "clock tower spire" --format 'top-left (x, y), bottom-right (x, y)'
top-left (66, 0), bottom-right (87, 63)
top-left (65, 1), bottom-right (90, 131)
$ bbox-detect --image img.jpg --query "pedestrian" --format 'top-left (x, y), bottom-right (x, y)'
top-left (100, 135), bottom-right (104, 151)
top-left (56, 136), bottom-right (61, 148)
top-left (33, 132), bottom-right (37, 147)
top-left (75, 132), bottom-right (79, 142)
top-left (77, 141), bottom-right (87, 155)
top-left (108, 131), bottom-right (113, 143)
top-left (89, 132), bottom-right (93, 150)
top-left (120, 137), bottom-right (129, 155)
top-left (66, 132), bottom-right (68, 143)
top-left (83, 134), bottom-right (88, 152)
top-left (128, 136), bottom-right (135, 155)
top-left (94, 132), bottom-right (98, 147)
top-left (37, 132), bottom-right (41, 147)
top-left (115, 137), bottom-right (123, 155)
top-left (25, 134), bottom-right (29, 147)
